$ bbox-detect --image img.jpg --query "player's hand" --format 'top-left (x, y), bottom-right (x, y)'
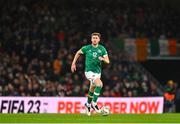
top-left (71, 63), bottom-right (76, 73)
top-left (98, 56), bottom-right (104, 61)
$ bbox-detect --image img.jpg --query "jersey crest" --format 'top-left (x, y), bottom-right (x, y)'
top-left (93, 52), bottom-right (97, 58)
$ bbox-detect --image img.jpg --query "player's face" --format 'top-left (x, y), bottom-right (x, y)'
top-left (91, 35), bottom-right (100, 45)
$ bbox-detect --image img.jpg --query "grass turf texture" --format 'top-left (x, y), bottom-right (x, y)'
top-left (0, 113), bottom-right (180, 123)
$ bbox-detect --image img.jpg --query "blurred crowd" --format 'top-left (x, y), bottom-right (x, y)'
top-left (0, 0), bottom-right (179, 99)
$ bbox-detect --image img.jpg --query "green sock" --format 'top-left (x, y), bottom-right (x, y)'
top-left (87, 91), bottom-right (93, 104)
top-left (93, 86), bottom-right (102, 103)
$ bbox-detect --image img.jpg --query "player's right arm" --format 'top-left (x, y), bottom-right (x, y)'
top-left (71, 49), bottom-right (83, 73)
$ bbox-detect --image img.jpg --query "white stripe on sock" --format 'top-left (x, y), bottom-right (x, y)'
top-left (94, 92), bottom-right (100, 96)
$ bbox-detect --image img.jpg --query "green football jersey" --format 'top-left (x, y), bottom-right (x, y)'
top-left (81, 44), bottom-right (108, 74)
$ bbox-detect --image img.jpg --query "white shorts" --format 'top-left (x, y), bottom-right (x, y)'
top-left (85, 71), bottom-right (101, 86)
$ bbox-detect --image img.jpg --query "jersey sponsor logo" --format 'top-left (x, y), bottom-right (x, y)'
top-left (93, 52), bottom-right (97, 58)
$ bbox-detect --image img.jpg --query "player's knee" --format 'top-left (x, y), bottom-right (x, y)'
top-left (99, 82), bottom-right (103, 88)
top-left (89, 85), bottom-right (95, 92)
top-left (94, 79), bottom-right (103, 87)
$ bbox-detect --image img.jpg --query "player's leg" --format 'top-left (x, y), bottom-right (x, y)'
top-left (91, 78), bottom-right (103, 113)
top-left (84, 71), bottom-right (96, 116)
top-left (85, 84), bottom-right (95, 116)
top-left (87, 84), bottom-right (95, 105)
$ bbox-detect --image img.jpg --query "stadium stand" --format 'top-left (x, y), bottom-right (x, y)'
top-left (0, 0), bottom-right (179, 112)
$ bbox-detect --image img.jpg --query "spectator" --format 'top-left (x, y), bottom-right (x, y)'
top-left (164, 80), bottom-right (176, 112)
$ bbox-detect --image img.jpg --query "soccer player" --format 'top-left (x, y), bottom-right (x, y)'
top-left (71, 32), bottom-right (110, 116)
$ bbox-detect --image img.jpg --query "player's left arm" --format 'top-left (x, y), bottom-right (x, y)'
top-left (99, 46), bottom-right (110, 64)
top-left (99, 55), bottom-right (110, 64)
top-left (101, 46), bottom-right (110, 64)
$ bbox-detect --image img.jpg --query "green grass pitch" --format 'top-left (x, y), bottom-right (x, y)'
top-left (0, 113), bottom-right (180, 123)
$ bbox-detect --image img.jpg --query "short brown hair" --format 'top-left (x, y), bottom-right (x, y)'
top-left (91, 32), bottom-right (101, 38)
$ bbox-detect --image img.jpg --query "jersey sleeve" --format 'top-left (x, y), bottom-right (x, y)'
top-left (102, 46), bottom-right (108, 57)
top-left (81, 45), bottom-right (88, 54)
